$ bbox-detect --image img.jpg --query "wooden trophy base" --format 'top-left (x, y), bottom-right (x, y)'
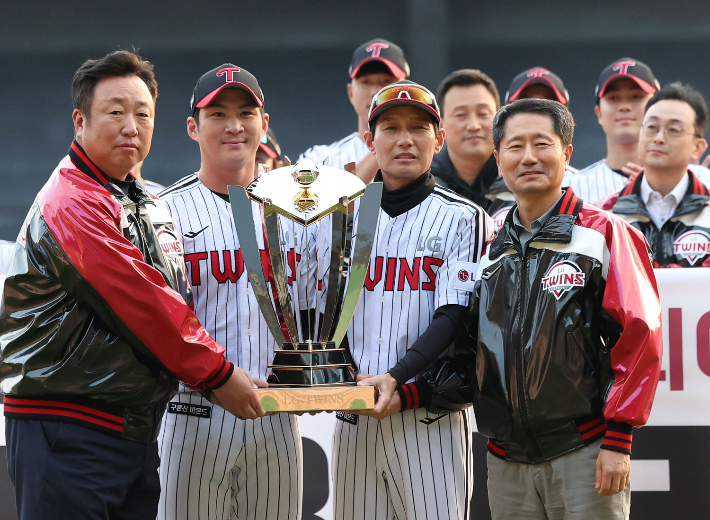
top-left (256, 385), bottom-right (375, 412)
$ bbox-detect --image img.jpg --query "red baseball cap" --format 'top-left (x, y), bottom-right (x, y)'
top-left (506, 67), bottom-right (569, 105)
top-left (190, 63), bottom-right (264, 114)
top-left (595, 58), bottom-right (660, 100)
top-left (349, 39), bottom-right (410, 80)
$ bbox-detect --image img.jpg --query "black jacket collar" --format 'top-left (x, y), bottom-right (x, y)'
top-left (490, 187), bottom-right (583, 259)
top-left (430, 145), bottom-right (500, 206)
top-left (612, 170), bottom-right (710, 220)
top-left (374, 169), bottom-right (436, 218)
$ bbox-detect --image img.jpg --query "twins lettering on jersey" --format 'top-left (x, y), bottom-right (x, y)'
top-left (673, 230), bottom-right (710, 265)
top-left (365, 234), bottom-right (443, 291)
top-left (184, 248), bottom-right (300, 286)
top-left (541, 261), bottom-right (586, 300)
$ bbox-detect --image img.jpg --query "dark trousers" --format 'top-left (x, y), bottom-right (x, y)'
top-left (5, 418), bottom-right (160, 520)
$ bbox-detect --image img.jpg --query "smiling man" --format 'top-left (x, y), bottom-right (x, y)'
top-left (404, 99), bottom-right (662, 519)
top-left (157, 64), bottom-right (308, 520)
top-left (599, 83), bottom-right (710, 267)
top-left (336, 80), bottom-right (492, 520)
top-left (0, 51), bottom-right (264, 520)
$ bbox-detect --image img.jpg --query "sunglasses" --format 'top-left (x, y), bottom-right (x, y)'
top-left (373, 85), bottom-right (435, 107)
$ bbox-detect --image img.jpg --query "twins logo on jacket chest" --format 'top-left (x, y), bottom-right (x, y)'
top-left (673, 230), bottom-right (710, 265)
top-left (541, 260), bottom-right (586, 300)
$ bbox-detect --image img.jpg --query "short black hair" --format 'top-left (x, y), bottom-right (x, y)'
top-left (492, 99), bottom-right (575, 150)
top-left (71, 50), bottom-right (158, 120)
top-left (436, 69), bottom-right (500, 112)
top-left (646, 82), bottom-right (708, 138)
top-left (353, 61), bottom-right (393, 79)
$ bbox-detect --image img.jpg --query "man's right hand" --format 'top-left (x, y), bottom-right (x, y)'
top-left (211, 367), bottom-right (265, 420)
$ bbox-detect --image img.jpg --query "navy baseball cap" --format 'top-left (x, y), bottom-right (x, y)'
top-left (190, 63), bottom-right (264, 114)
top-left (368, 80), bottom-right (440, 124)
top-left (505, 67), bottom-right (569, 105)
top-left (349, 39), bottom-right (410, 80)
top-left (259, 128), bottom-right (282, 160)
top-left (595, 58), bottom-right (660, 100)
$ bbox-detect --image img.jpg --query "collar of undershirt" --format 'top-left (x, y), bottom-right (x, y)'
top-left (374, 169), bottom-right (436, 218)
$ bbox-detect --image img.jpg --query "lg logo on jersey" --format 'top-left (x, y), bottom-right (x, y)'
top-left (416, 235), bottom-right (442, 253)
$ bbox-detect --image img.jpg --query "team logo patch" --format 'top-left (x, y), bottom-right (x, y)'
top-left (673, 230), bottom-right (710, 265)
top-left (541, 261), bottom-right (585, 300)
top-left (492, 207), bottom-right (510, 232)
top-left (157, 229), bottom-right (184, 266)
top-left (458, 270), bottom-right (469, 282)
top-left (454, 261), bottom-right (478, 292)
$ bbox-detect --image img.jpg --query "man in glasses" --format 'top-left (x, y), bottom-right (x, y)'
top-left (599, 83), bottom-right (710, 267)
top-left (337, 80), bottom-right (493, 520)
top-left (299, 39), bottom-right (409, 183)
top-left (157, 64), bottom-right (306, 520)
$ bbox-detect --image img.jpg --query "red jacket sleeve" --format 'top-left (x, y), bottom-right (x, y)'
top-left (38, 169), bottom-right (232, 390)
top-left (600, 215), bottom-right (662, 453)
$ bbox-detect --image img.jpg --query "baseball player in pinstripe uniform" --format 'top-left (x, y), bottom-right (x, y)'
top-left (299, 39), bottom-right (410, 183)
top-left (157, 64), bottom-right (306, 520)
top-left (327, 80), bottom-right (493, 520)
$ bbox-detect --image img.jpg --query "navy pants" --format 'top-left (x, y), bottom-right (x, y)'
top-left (5, 418), bottom-right (160, 520)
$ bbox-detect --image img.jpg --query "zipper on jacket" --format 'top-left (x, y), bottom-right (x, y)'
top-left (514, 246), bottom-right (544, 461)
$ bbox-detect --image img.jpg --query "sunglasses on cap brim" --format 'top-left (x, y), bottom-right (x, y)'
top-left (373, 85), bottom-right (435, 107)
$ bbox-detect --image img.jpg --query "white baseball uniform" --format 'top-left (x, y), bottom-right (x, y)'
top-left (298, 132), bottom-right (368, 169)
top-left (563, 159), bottom-right (710, 204)
top-left (157, 173), bottom-right (315, 520)
top-left (322, 180), bottom-right (492, 520)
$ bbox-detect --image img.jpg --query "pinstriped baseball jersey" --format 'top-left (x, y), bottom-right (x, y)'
top-left (298, 132), bottom-right (368, 169)
top-left (157, 173), bottom-right (313, 520)
top-left (563, 160), bottom-right (710, 204)
top-left (325, 181), bottom-right (491, 520)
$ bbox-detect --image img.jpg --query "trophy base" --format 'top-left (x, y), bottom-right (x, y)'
top-left (257, 385), bottom-right (375, 412)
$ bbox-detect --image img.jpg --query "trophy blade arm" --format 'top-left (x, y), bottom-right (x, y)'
top-left (264, 212), bottom-right (300, 342)
top-left (228, 185), bottom-right (287, 345)
top-left (318, 211), bottom-right (347, 342)
top-left (331, 182), bottom-right (383, 346)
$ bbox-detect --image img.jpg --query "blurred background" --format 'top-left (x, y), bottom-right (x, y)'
top-left (2, 1), bottom-right (710, 518)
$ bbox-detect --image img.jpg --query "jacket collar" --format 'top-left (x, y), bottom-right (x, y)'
top-left (373, 169), bottom-right (435, 217)
top-left (490, 187), bottom-right (583, 259)
top-left (68, 141), bottom-right (150, 204)
top-left (431, 145), bottom-right (500, 205)
top-left (612, 170), bottom-right (709, 219)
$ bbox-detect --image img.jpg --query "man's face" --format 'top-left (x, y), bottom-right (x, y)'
top-left (595, 78), bottom-right (654, 145)
top-left (187, 89), bottom-right (268, 168)
top-left (639, 99), bottom-right (706, 172)
top-left (494, 113), bottom-right (572, 198)
top-left (348, 71), bottom-right (399, 122)
top-left (440, 84), bottom-right (496, 160)
top-left (364, 105), bottom-right (445, 187)
top-left (73, 75), bottom-right (155, 179)
top-left (519, 84), bottom-right (558, 101)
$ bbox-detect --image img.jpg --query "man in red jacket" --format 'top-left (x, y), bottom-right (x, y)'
top-left (0, 50), bottom-right (264, 520)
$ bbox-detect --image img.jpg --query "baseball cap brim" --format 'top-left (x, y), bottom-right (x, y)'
top-left (349, 57), bottom-right (408, 80)
top-left (258, 142), bottom-right (278, 159)
top-left (597, 74), bottom-right (658, 98)
top-left (369, 98), bottom-right (440, 123)
top-left (195, 82), bottom-right (264, 109)
top-left (508, 77), bottom-right (568, 105)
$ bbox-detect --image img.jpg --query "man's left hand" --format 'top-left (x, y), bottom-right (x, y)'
top-left (595, 448), bottom-right (631, 495)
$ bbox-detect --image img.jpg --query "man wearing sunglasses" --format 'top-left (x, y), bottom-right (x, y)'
top-left (599, 83), bottom-right (710, 267)
top-left (335, 80), bottom-right (493, 520)
top-left (299, 39), bottom-right (409, 183)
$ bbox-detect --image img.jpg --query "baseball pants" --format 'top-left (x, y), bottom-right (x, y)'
top-left (332, 407), bottom-right (474, 520)
top-left (157, 391), bottom-right (303, 520)
top-left (6, 418), bottom-right (160, 520)
top-left (487, 439), bottom-right (631, 519)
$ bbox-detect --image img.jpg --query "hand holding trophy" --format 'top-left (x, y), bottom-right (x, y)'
top-left (228, 160), bottom-right (382, 412)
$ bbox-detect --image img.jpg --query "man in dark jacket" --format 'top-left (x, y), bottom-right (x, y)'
top-left (0, 51), bottom-right (265, 520)
top-left (397, 99), bottom-right (662, 519)
top-left (598, 83), bottom-right (710, 267)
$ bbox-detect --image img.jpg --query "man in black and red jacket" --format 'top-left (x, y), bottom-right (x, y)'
top-left (598, 83), bottom-right (710, 268)
top-left (395, 99), bottom-right (662, 519)
top-left (0, 51), bottom-right (265, 520)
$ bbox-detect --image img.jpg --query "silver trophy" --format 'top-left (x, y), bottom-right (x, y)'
top-left (228, 160), bottom-right (382, 412)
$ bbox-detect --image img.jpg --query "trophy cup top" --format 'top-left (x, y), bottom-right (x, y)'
top-left (245, 160), bottom-right (366, 225)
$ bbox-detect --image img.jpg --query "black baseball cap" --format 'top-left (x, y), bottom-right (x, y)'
top-left (368, 80), bottom-right (440, 124)
top-left (259, 128), bottom-right (282, 160)
top-left (349, 39), bottom-right (410, 80)
top-left (190, 63), bottom-right (264, 114)
top-left (595, 58), bottom-right (660, 100)
top-left (505, 67), bottom-right (569, 105)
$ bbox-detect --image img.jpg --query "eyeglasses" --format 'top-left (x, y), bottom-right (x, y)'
top-left (373, 85), bottom-right (435, 107)
top-left (642, 121), bottom-right (700, 140)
